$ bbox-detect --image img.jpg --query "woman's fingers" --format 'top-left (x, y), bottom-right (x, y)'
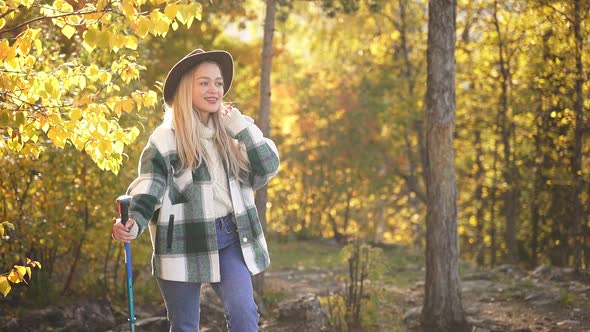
top-left (112, 218), bottom-right (136, 243)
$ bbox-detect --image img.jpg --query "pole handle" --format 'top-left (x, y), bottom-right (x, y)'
top-left (116, 195), bottom-right (132, 226)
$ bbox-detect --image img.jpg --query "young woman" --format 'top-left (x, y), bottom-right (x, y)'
top-left (111, 49), bottom-right (280, 332)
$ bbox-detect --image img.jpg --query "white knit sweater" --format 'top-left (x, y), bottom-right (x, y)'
top-left (198, 117), bottom-right (233, 219)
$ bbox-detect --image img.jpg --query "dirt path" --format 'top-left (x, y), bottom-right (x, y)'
top-left (266, 266), bottom-right (590, 332)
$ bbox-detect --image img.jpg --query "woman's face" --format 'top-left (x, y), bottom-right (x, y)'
top-left (192, 62), bottom-right (224, 115)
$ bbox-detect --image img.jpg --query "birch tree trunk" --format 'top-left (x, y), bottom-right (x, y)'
top-left (421, 0), bottom-right (467, 330)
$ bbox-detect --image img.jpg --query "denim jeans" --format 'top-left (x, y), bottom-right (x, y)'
top-left (156, 214), bottom-right (259, 332)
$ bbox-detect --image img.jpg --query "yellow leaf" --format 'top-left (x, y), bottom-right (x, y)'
top-left (121, 0), bottom-right (136, 17)
top-left (54, 0), bottom-right (73, 12)
top-left (125, 35), bottom-right (137, 50)
top-left (176, 7), bottom-right (186, 25)
top-left (97, 120), bottom-right (109, 135)
top-left (0, 18), bottom-right (5, 30)
top-left (193, 3), bottom-right (202, 21)
top-left (99, 70), bottom-right (112, 84)
top-left (0, 276), bottom-right (11, 297)
top-left (0, 39), bottom-right (10, 61)
top-left (83, 28), bottom-right (98, 53)
top-left (97, 30), bottom-right (111, 48)
top-left (131, 91), bottom-right (142, 107)
top-left (27, 28), bottom-right (41, 41)
top-left (70, 108), bottom-right (82, 121)
top-left (150, 10), bottom-right (170, 36)
top-left (113, 141), bottom-right (124, 154)
top-left (85, 64), bottom-right (99, 81)
top-left (142, 90), bottom-right (158, 107)
top-left (34, 38), bottom-right (42, 56)
top-left (122, 98), bottom-right (135, 113)
top-left (20, 0), bottom-right (35, 9)
top-left (61, 25), bottom-right (76, 39)
top-left (186, 16), bottom-right (194, 29)
top-left (164, 4), bottom-right (178, 20)
top-left (106, 96), bottom-right (118, 113)
top-left (16, 34), bottom-right (32, 56)
top-left (8, 266), bottom-right (25, 283)
top-left (79, 75), bottom-right (87, 90)
top-left (134, 16), bottom-right (150, 38)
top-left (96, 0), bottom-right (108, 11)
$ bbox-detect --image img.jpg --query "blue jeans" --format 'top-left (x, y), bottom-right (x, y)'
top-left (156, 214), bottom-right (259, 332)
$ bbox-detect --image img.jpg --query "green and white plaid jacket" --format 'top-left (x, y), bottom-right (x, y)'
top-left (127, 109), bottom-right (279, 283)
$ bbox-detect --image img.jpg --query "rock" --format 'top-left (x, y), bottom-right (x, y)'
top-left (471, 327), bottom-right (491, 332)
top-left (531, 265), bottom-right (552, 278)
top-left (61, 300), bottom-right (116, 331)
top-left (496, 264), bottom-right (515, 274)
top-left (463, 272), bottom-right (496, 281)
top-left (136, 317), bottom-right (169, 331)
top-left (461, 280), bottom-right (494, 292)
top-left (524, 290), bottom-right (560, 305)
top-left (556, 320), bottom-right (580, 326)
top-left (107, 317), bottom-right (169, 332)
top-left (568, 281), bottom-right (590, 294)
top-left (2, 307), bottom-right (65, 331)
top-left (403, 306), bottom-right (422, 322)
top-left (263, 294), bottom-right (330, 332)
top-left (1, 300), bottom-right (115, 332)
top-left (495, 264), bottom-right (526, 280)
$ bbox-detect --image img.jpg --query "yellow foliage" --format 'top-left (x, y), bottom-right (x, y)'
top-left (0, 0), bottom-right (203, 173)
top-left (61, 24), bottom-right (76, 39)
top-left (0, 221), bottom-right (15, 237)
top-left (0, 259), bottom-right (41, 297)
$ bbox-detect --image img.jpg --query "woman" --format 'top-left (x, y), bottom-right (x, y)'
top-left (111, 49), bottom-right (280, 332)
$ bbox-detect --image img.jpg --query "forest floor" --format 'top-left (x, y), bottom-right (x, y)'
top-left (262, 238), bottom-right (590, 332)
top-left (3, 239), bottom-right (590, 332)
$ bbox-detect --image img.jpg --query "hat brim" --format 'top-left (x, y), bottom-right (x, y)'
top-left (163, 50), bottom-right (234, 105)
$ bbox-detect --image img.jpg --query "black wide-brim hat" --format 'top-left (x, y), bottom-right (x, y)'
top-left (163, 49), bottom-right (234, 105)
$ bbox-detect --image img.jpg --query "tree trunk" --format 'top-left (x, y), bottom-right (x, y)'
top-left (531, 114), bottom-right (542, 268)
top-left (253, 0), bottom-right (276, 297)
top-left (420, 0), bottom-right (466, 330)
top-left (489, 139), bottom-right (499, 267)
top-left (492, 0), bottom-right (519, 263)
top-left (473, 130), bottom-right (486, 266)
top-left (571, 0), bottom-right (585, 273)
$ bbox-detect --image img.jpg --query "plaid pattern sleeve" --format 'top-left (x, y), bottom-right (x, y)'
top-left (222, 108), bottom-right (280, 190)
top-left (126, 130), bottom-right (169, 236)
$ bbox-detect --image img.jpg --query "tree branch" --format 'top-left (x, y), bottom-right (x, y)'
top-left (0, 8), bottom-right (102, 35)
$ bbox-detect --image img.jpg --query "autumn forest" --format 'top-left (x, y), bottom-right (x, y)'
top-left (0, 0), bottom-right (589, 330)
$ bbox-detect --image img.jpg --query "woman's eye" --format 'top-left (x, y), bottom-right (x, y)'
top-left (216, 82), bottom-right (223, 87)
top-left (200, 82), bottom-right (208, 86)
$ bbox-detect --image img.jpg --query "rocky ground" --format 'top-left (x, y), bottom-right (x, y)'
top-left (263, 263), bottom-right (590, 332)
top-left (2, 250), bottom-right (590, 331)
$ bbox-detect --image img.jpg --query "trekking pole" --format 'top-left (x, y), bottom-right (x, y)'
top-left (116, 195), bottom-right (136, 332)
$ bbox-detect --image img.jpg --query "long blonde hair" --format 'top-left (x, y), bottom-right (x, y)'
top-left (163, 62), bottom-right (249, 180)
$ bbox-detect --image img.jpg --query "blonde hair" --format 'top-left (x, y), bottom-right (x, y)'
top-left (163, 62), bottom-right (249, 180)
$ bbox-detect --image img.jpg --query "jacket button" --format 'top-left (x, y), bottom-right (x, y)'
top-left (242, 237), bottom-right (248, 243)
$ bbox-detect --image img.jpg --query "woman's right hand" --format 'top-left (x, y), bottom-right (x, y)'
top-left (112, 218), bottom-right (138, 243)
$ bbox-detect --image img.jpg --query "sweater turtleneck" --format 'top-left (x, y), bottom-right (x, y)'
top-left (197, 117), bottom-right (233, 219)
